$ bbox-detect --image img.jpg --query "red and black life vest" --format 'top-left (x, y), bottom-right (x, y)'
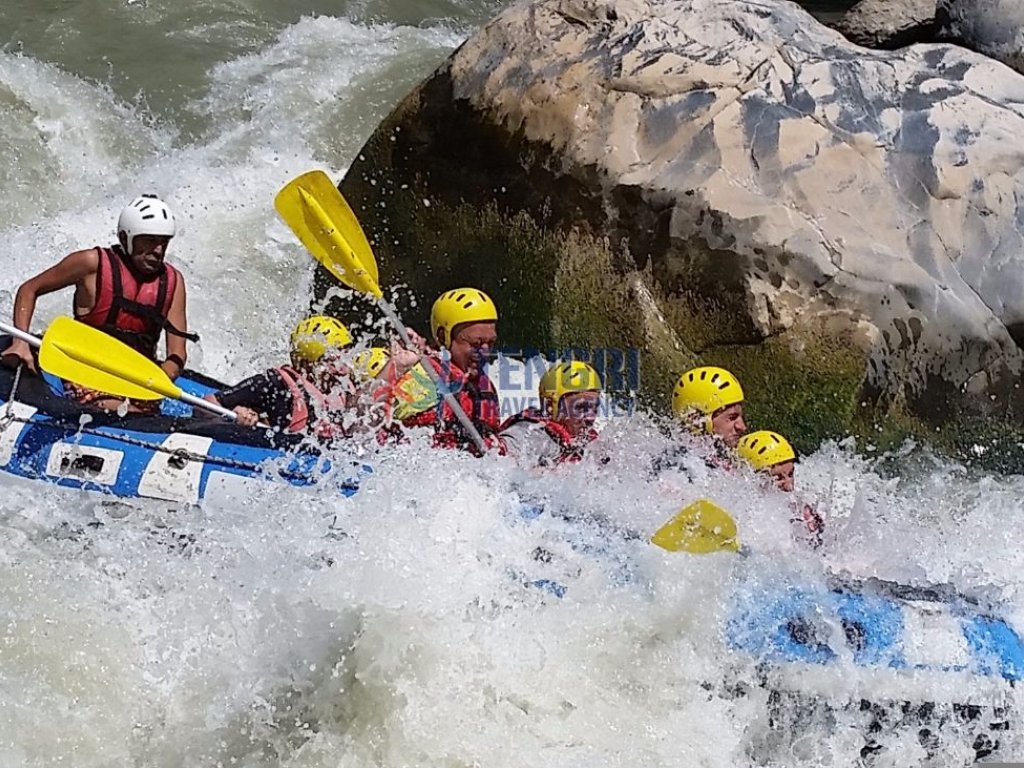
top-left (499, 408), bottom-right (598, 464)
top-left (75, 246), bottom-right (196, 359)
top-left (400, 357), bottom-right (502, 454)
top-left (274, 365), bottom-right (352, 440)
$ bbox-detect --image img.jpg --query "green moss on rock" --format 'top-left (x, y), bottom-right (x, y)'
top-left (336, 144), bottom-right (1022, 472)
top-left (711, 332), bottom-right (866, 455)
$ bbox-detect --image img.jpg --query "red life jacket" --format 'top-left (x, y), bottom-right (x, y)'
top-left (76, 246), bottom-right (196, 358)
top-left (499, 408), bottom-right (598, 464)
top-left (274, 365), bottom-right (351, 440)
top-left (401, 357), bottom-right (501, 452)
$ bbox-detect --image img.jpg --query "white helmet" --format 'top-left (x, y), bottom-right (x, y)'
top-left (117, 195), bottom-right (176, 254)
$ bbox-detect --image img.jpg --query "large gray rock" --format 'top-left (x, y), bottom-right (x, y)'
top-left (341, 0), bottom-right (1024, 432)
top-left (835, 0), bottom-right (936, 48)
top-left (937, 0), bottom-right (1024, 74)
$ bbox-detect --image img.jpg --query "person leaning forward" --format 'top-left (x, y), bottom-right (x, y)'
top-left (204, 315), bottom-right (415, 443)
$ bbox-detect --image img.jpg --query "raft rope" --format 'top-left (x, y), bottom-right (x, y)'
top-left (0, 363), bottom-right (24, 433)
top-left (0, 395), bottom-right (323, 480)
top-left (0, 373), bottom-right (360, 484)
top-left (71, 428), bottom-right (271, 474)
top-left (71, 426), bottom-right (350, 484)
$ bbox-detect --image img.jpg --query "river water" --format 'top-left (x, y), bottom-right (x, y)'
top-left (1, 1), bottom-right (1022, 766)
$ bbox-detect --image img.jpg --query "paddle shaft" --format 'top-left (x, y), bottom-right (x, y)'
top-left (0, 320), bottom-right (236, 421)
top-left (183, 391), bottom-right (238, 420)
top-left (0, 321), bottom-right (41, 349)
top-left (376, 300), bottom-right (487, 453)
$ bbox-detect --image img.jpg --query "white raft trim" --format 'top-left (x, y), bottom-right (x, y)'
top-left (0, 402), bottom-right (36, 466)
top-left (46, 442), bottom-right (123, 486)
top-left (138, 433), bottom-right (214, 504)
top-left (203, 470), bottom-right (266, 504)
top-left (901, 600), bottom-right (971, 670)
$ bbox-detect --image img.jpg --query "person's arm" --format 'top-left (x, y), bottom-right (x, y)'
top-left (501, 420), bottom-right (561, 465)
top-left (161, 277), bottom-right (188, 379)
top-left (201, 393), bottom-right (259, 426)
top-left (499, 420), bottom-right (530, 457)
top-left (384, 338), bottom-right (420, 379)
top-left (3, 249), bottom-right (99, 371)
top-left (204, 371), bottom-right (288, 429)
top-left (404, 327), bottom-right (430, 354)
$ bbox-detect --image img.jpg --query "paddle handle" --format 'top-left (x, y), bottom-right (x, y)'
top-left (376, 300), bottom-right (488, 453)
top-left (1, 319), bottom-right (237, 422)
top-left (179, 391), bottom-right (238, 421)
top-left (0, 321), bottom-right (41, 349)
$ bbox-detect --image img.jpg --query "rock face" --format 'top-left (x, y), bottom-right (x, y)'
top-left (937, 0), bottom-right (1024, 75)
top-left (835, 0), bottom-right (936, 48)
top-left (828, 0), bottom-right (1024, 77)
top-left (340, 0), bottom-right (1024, 441)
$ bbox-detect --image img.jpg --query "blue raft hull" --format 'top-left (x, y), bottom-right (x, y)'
top-left (513, 504), bottom-right (1024, 686)
top-left (728, 575), bottom-right (1024, 684)
top-left (0, 361), bottom-right (360, 504)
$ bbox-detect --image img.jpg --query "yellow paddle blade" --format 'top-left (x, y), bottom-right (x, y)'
top-left (651, 499), bottom-right (740, 554)
top-left (274, 170), bottom-right (382, 298)
top-left (38, 317), bottom-right (182, 402)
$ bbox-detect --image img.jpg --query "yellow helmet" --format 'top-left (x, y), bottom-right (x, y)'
top-left (430, 288), bottom-right (498, 347)
top-left (352, 347), bottom-right (390, 380)
top-left (290, 315), bottom-right (352, 364)
top-left (671, 366), bottom-right (744, 432)
top-left (539, 361), bottom-right (603, 418)
top-left (737, 430), bottom-right (796, 471)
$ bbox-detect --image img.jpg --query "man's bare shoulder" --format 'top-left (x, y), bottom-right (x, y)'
top-left (21, 247), bottom-right (101, 292)
top-left (63, 247), bottom-right (101, 270)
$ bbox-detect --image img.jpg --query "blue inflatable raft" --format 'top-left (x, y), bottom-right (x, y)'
top-left (728, 575), bottom-right (1023, 761)
top-left (514, 502), bottom-right (1021, 759)
top-left (512, 503), bottom-right (1024, 688)
top-left (0, 351), bottom-right (361, 504)
top-left (728, 575), bottom-right (1024, 684)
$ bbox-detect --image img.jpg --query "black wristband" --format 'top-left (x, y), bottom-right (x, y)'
top-left (165, 354), bottom-right (186, 370)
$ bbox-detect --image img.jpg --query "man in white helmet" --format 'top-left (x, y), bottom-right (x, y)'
top-left (2, 195), bottom-right (195, 413)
